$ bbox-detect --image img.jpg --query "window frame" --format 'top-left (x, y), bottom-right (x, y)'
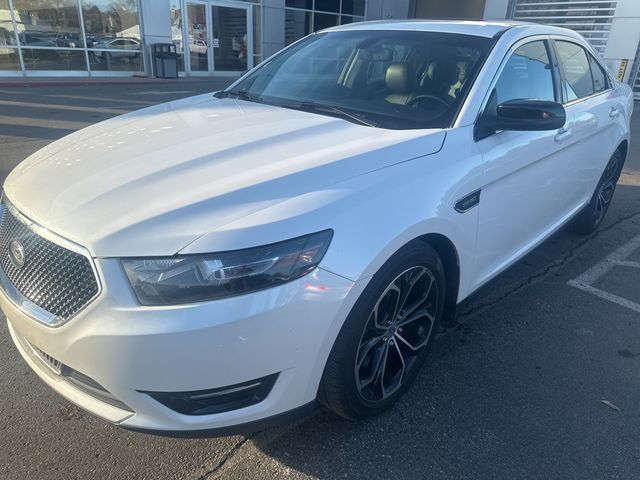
top-left (588, 53), bottom-right (610, 93)
top-left (474, 36), bottom-right (562, 142)
top-left (550, 37), bottom-right (613, 106)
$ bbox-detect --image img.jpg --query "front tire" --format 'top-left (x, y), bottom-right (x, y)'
top-left (319, 241), bottom-right (445, 420)
top-left (569, 149), bottom-right (623, 235)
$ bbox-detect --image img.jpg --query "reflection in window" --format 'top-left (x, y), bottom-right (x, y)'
top-left (315, 0), bottom-right (340, 13)
top-left (22, 48), bottom-right (87, 70)
top-left (0, 0), bottom-right (19, 70)
top-left (82, 0), bottom-right (140, 49)
top-left (285, 0), bottom-right (364, 46)
top-left (494, 41), bottom-right (555, 104)
top-left (342, 0), bottom-right (365, 16)
top-left (170, 2), bottom-right (184, 72)
top-left (13, 0), bottom-right (82, 47)
top-left (589, 54), bottom-right (608, 93)
top-left (555, 41), bottom-right (594, 101)
top-left (286, 0), bottom-right (312, 8)
top-left (285, 9), bottom-right (311, 46)
top-left (314, 13), bottom-right (338, 31)
top-left (1, 0), bottom-right (17, 46)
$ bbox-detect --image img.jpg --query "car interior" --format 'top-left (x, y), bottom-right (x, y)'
top-left (237, 31), bottom-right (490, 128)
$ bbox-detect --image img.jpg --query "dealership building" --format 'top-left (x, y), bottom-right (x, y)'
top-left (0, 0), bottom-right (639, 98)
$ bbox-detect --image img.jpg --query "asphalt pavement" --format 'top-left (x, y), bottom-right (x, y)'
top-left (0, 81), bottom-right (639, 480)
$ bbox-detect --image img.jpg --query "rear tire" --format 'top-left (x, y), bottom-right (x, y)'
top-left (568, 149), bottom-right (623, 235)
top-left (319, 240), bottom-right (445, 420)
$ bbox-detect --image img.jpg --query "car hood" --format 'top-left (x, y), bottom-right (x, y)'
top-left (4, 94), bottom-right (445, 257)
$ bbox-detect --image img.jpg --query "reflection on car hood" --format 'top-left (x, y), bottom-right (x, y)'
top-left (4, 94), bottom-right (445, 257)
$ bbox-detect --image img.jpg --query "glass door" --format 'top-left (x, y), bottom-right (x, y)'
top-left (211, 2), bottom-right (253, 73)
top-left (186, 2), bottom-right (210, 74)
top-left (184, 1), bottom-right (253, 76)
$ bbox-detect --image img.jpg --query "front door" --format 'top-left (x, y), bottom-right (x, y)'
top-left (184, 1), bottom-right (253, 76)
top-left (471, 38), bottom-right (582, 291)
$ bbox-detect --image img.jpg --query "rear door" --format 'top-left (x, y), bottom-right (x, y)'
top-left (552, 39), bottom-right (619, 200)
top-left (471, 38), bottom-right (582, 290)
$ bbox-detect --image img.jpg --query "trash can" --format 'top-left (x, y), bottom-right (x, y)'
top-left (153, 43), bottom-right (178, 78)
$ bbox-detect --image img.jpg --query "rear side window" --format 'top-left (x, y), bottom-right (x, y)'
top-left (555, 41), bottom-right (595, 101)
top-left (588, 54), bottom-right (609, 93)
top-left (494, 41), bottom-right (555, 104)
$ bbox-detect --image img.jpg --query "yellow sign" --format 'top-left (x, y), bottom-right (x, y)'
top-left (617, 59), bottom-right (628, 81)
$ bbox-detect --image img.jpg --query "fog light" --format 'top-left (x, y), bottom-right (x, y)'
top-left (141, 373), bottom-right (279, 416)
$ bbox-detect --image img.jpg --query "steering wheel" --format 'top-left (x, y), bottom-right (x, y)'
top-left (407, 94), bottom-right (451, 109)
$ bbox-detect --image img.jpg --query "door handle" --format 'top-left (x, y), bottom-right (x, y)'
top-left (554, 126), bottom-right (572, 143)
top-left (609, 106), bottom-right (621, 119)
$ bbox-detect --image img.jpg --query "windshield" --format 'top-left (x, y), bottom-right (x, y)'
top-left (222, 30), bottom-right (494, 130)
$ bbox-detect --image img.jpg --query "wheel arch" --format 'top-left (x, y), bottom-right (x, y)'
top-left (415, 233), bottom-right (460, 325)
top-left (617, 139), bottom-right (628, 170)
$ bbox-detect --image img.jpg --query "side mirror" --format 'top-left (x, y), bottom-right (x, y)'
top-left (475, 96), bottom-right (566, 141)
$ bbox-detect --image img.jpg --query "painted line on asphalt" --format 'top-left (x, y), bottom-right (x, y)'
top-left (136, 90), bottom-right (195, 95)
top-left (568, 234), bottom-right (640, 313)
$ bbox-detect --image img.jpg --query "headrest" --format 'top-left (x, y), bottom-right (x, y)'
top-left (426, 59), bottom-right (459, 86)
top-left (385, 63), bottom-right (417, 94)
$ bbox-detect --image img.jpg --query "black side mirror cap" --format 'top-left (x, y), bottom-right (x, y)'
top-left (475, 99), bottom-right (566, 141)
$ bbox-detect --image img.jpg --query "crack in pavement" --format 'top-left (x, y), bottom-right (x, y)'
top-left (197, 435), bottom-right (255, 480)
top-left (451, 209), bottom-right (640, 326)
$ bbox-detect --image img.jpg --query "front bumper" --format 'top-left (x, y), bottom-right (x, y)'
top-left (3, 257), bottom-right (361, 433)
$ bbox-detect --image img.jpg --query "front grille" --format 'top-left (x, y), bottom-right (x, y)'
top-left (0, 205), bottom-right (99, 322)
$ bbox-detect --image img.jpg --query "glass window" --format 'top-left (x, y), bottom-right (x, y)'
top-left (285, 9), bottom-right (311, 46)
top-left (314, 12), bottom-right (338, 32)
top-left (494, 41), bottom-right (555, 105)
top-left (212, 5), bottom-right (248, 72)
top-left (286, 0), bottom-right (312, 8)
top-left (187, 3), bottom-right (208, 72)
top-left (227, 31), bottom-right (493, 130)
top-left (89, 48), bottom-right (142, 72)
top-left (555, 41), bottom-right (594, 101)
top-left (169, 2), bottom-right (184, 72)
top-left (315, 0), bottom-right (340, 13)
top-left (0, 0), bottom-right (19, 70)
top-left (13, 0), bottom-right (82, 47)
top-left (1, 0), bottom-right (17, 46)
top-left (342, 0), bottom-right (365, 16)
top-left (588, 54), bottom-right (608, 93)
top-left (81, 0), bottom-right (140, 49)
top-left (22, 48), bottom-right (87, 70)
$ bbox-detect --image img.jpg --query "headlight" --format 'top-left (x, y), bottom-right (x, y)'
top-left (122, 230), bottom-right (333, 305)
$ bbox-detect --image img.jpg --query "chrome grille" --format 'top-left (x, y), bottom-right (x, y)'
top-left (0, 205), bottom-right (99, 322)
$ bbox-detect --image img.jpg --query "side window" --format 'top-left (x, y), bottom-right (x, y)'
top-left (494, 41), bottom-right (555, 105)
top-left (555, 41), bottom-right (594, 101)
top-left (588, 54), bottom-right (609, 93)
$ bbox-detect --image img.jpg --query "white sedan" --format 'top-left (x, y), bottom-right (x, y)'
top-left (1, 21), bottom-right (633, 434)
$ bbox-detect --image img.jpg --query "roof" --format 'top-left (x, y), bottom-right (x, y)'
top-left (326, 19), bottom-right (527, 38)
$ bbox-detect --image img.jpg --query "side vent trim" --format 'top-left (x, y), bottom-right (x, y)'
top-left (455, 189), bottom-right (481, 214)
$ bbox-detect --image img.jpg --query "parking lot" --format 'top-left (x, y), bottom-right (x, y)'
top-left (1, 81), bottom-right (640, 479)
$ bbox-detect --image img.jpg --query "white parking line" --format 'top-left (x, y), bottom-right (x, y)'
top-left (567, 235), bottom-right (640, 313)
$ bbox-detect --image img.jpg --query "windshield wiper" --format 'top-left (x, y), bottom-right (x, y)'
top-left (214, 90), bottom-right (262, 103)
top-left (276, 101), bottom-right (380, 128)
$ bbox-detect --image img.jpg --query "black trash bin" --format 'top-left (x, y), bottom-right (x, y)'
top-left (153, 43), bottom-right (178, 78)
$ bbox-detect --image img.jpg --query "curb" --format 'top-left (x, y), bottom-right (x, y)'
top-left (0, 78), bottom-right (217, 88)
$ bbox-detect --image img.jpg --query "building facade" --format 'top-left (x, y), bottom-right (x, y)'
top-left (0, 0), bottom-right (410, 78)
top-left (0, 0), bottom-right (639, 100)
